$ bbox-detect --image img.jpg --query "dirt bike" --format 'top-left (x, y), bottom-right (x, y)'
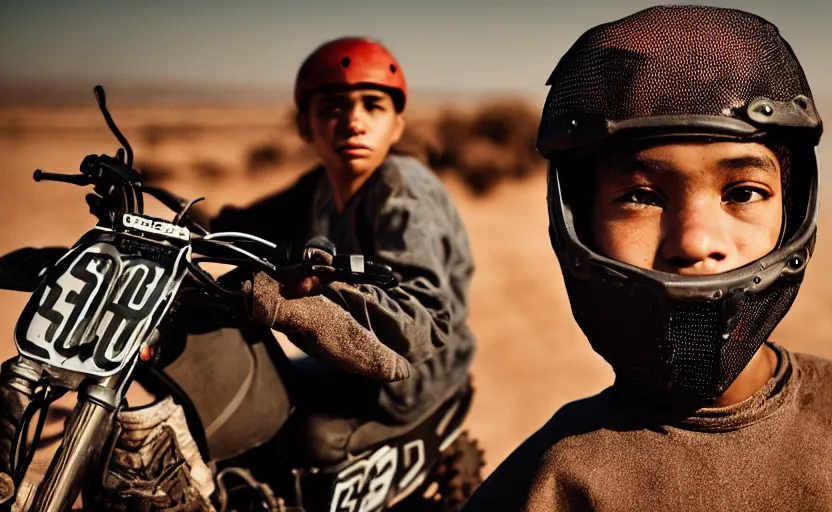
top-left (0, 86), bottom-right (484, 511)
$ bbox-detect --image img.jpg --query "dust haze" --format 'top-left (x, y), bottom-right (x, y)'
top-left (2, 93), bottom-right (831, 479)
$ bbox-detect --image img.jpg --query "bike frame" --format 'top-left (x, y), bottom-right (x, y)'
top-left (1, 85), bottom-right (399, 512)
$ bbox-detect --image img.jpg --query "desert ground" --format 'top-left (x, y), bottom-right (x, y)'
top-left (1, 96), bottom-right (832, 489)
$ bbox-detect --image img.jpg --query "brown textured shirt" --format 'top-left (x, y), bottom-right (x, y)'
top-left (462, 343), bottom-right (832, 511)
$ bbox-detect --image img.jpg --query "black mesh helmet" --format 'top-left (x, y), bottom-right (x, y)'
top-left (538, 6), bottom-right (823, 400)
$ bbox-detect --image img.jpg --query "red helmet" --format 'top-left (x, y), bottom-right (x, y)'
top-left (294, 37), bottom-right (407, 112)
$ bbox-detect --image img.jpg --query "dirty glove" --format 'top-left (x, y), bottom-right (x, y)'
top-left (82, 396), bottom-right (216, 512)
top-left (278, 237), bottom-right (337, 299)
top-left (241, 271), bottom-right (411, 382)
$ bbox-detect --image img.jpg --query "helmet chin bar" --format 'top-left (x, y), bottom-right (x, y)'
top-left (546, 145), bottom-right (819, 302)
top-left (545, 147), bottom-right (818, 400)
top-left (535, 6), bottom-right (824, 399)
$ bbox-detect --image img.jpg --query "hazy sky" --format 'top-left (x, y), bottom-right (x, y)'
top-left (2, 0), bottom-right (831, 101)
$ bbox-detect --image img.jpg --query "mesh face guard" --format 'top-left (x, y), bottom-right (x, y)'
top-left (538, 6), bottom-right (823, 400)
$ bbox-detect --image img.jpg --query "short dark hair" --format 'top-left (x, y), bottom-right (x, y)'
top-left (297, 84), bottom-right (405, 115)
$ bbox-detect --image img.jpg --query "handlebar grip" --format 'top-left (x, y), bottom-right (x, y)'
top-left (33, 170), bottom-right (92, 186)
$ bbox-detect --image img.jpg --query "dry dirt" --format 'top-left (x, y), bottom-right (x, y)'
top-left (1, 102), bottom-right (832, 490)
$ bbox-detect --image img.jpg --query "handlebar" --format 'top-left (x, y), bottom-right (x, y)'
top-left (187, 234), bottom-right (399, 295)
top-left (28, 84), bottom-right (400, 298)
top-left (33, 170), bottom-right (92, 186)
top-left (31, 167), bottom-right (400, 293)
top-left (33, 166), bottom-right (208, 234)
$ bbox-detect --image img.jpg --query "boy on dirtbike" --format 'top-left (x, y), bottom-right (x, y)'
top-left (0, 36), bottom-right (477, 510)
top-left (211, 36), bottom-right (476, 434)
top-left (462, 5), bottom-right (832, 511)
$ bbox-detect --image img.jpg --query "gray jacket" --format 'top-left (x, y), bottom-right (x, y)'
top-left (211, 155), bottom-right (476, 422)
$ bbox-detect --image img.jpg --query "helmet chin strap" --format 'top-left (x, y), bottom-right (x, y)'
top-left (776, 204), bottom-right (788, 249)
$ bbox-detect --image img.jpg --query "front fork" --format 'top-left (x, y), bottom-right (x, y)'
top-left (0, 357), bottom-right (39, 510)
top-left (0, 356), bottom-right (128, 512)
top-left (30, 396), bottom-right (115, 512)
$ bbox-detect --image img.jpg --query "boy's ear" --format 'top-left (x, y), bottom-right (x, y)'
top-left (296, 111), bottom-right (312, 142)
top-left (390, 113), bottom-right (406, 145)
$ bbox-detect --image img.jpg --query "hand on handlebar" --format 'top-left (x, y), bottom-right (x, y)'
top-left (240, 271), bottom-right (411, 382)
top-left (281, 241), bottom-right (337, 298)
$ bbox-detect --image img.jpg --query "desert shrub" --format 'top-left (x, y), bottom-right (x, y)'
top-left (434, 110), bottom-right (473, 170)
top-left (470, 100), bottom-right (542, 178)
top-left (421, 99), bottom-right (545, 195)
top-left (142, 123), bottom-right (204, 148)
top-left (191, 159), bottom-right (227, 182)
top-left (0, 117), bottom-right (25, 140)
top-left (142, 124), bottom-right (165, 148)
top-left (456, 139), bottom-right (520, 195)
top-left (246, 142), bottom-right (286, 173)
top-left (391, 118), bottom-right (443, 168)
top-left (134, 160), bottom-right (174, 183)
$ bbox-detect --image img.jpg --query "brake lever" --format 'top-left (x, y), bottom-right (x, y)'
top-left (269, 257), bottom-right (399, 289)
top-left (328, 259), bottom-right (399, 289)
top-left (80, 153), bottom-right (143, 186)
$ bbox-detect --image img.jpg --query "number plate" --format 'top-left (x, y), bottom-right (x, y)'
top-left (14, 237), bottom-right (189, 377)
top-left (121, 213), bottom-right (190, 242)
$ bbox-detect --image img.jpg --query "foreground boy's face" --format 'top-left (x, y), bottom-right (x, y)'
top-left (306, 88), bottom-right (404, 179)
top-left (591, 142), bottom-right (783, 275)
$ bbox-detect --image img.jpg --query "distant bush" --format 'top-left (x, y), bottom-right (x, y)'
top-left (191, 160), bottom-right (227, 182)
top-left (142, 124), bottom-right (165, 148)
top-left (135, 98), bottom-right (544, 197)
top-left (134, 160), bottom-right (174, 183)
top-left (470, 100), bottom-right (542, 179)
top-left (456, 138), bottom-right (522, 195)
top-left (394, 99), bottom-right (544, 195)
top-left (434, 110), bottom-right (473, 170)
top-left (0, 117), bottom-right (25, 140)
top-left (246, 142), bottom-right (286, 173)
top-left (391, 118), bottom-right (443, 169)
top-left (142, 123), bottom-right (204, 148)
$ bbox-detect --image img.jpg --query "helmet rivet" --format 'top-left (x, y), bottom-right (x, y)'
top-left (788, 256), bottom-right (803, 269)
top-left (760, 104), bottom-right (774, 116)
top-left (341, 57), bottom-right (351, 68)
top-left (713, 290), bottom-right (723, 299)
top-left (753, 276), bottom-right (761, 284)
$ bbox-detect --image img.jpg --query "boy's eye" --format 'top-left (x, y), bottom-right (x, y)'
top-left (724, 186), bottom-right (770, 204)
top-left (617, 189), bottom-right (662, 207)
top-left (316, 101), bottom-right (349, 116)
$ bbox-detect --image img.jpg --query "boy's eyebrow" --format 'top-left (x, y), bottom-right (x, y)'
top-left (611, 156), bottom-right (677, 174)
top-left (610, 154), bottom-right (778, 174)
top-left (716, 155), bottom-right (778, 173)
top-left (361, 92), bottom-right (387, 103)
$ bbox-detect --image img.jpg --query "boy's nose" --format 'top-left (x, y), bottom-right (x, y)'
top-left (659, 204), bottom-right (729, 275)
